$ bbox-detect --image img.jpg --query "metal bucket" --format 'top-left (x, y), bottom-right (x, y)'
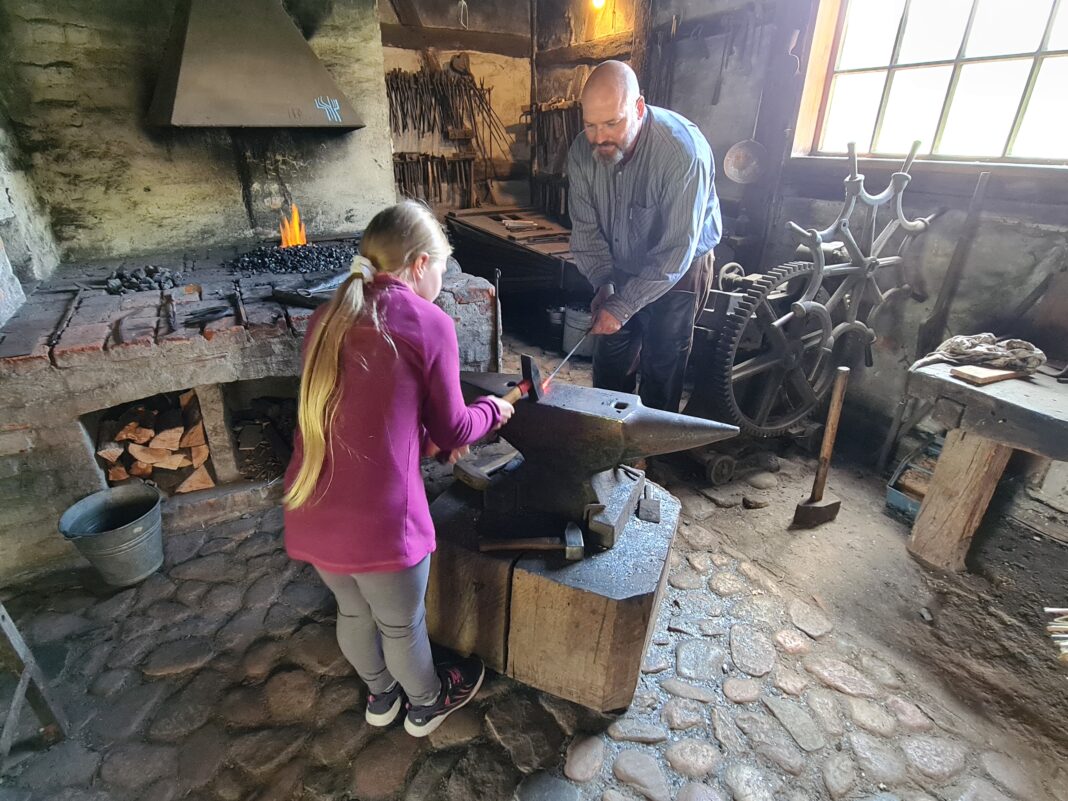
top-left (58, 484), bottom-right (164, 587)
top-left (563, 306), bottom-right (595, 358)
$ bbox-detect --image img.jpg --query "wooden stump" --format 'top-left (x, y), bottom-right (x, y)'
top-left (908, 428), bottom-right (1013, 571)
top-left (427, 481), bottom-right (678, 710)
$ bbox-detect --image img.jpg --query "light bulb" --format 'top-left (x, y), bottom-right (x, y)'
top-left (592, 0), bottom-right (606, 9)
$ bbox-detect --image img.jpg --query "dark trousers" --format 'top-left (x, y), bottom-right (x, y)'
top-left (593, 251), bottom-right (714, 412)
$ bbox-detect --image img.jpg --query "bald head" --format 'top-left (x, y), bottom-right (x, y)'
top-left (581, 61), bottom-right (640, 106)
top-left (580, 61), bottom-right (645, 165)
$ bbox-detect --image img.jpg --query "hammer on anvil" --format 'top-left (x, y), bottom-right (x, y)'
top-left (478, 522), bottom-right (585, 561)
top-left (459, 371), bottom-right (739, 547)
top-left (499, 354), bottom-right (544, 405)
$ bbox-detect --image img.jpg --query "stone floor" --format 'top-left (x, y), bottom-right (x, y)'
top-left (0, 342), bottom-right (1064, 801)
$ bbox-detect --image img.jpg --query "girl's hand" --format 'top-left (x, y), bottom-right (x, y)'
top-left (446, 445), bottom-right (470, 464)
top-left (423, 439), bottom-right (442, 459)
top-left (488, 396), bottom-right (515, 429)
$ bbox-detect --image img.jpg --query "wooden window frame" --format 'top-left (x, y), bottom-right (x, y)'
top-left (792, 0), bottom-right (1068, 175)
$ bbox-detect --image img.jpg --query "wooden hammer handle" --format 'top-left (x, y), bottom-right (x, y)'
top-left (479, 537), bottom-right (561, 553)
top-left (500, 379), bottom-right (530, 405)
top-left (811, 366), bottom-right (850, 503)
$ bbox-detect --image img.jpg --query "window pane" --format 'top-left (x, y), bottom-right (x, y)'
top-left (897, 0), bottom-right (972, 64)
top-left (837, 0), bottom-right (906, 70)
top-left (937, 59), bottom-right (1032, 157)
top-left (1049, 3), bottom-right (1068, 49)
top-left (875, 66), bottom-right (953, 154)
top-left (1011, 56), bottom-right (1068, 159)
top-left (966, 0), bottom-right (1053, 56)
top-left (820, 71), bottom-right (887, 153)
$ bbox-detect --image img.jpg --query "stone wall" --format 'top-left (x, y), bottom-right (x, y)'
top-left (0, 0), bottom-right (397, 263)
top-left (535, 0), bottom-right (637, 103)
top-left (0, 107), bottom-right (60, 281)
top-left (0, 234), bottom-right (26, 326)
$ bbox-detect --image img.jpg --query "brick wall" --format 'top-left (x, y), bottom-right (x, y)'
top-left (0, 0), bottom-right (397, 262)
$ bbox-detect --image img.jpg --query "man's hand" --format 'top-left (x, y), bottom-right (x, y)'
top-left (590, 309), bottom-right (623, 335)
top-left (591, 284), bottom-right (615, 316)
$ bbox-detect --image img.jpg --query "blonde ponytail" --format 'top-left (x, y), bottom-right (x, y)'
top-left (285, 201), bottom-right (451, 510)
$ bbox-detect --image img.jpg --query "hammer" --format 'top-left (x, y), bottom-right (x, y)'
top-left (500, 354), bottom-right (545, 405)
top-left (792, 366), bottom-right (850, 529)
top-left (478, 522), bottom-right (585, 561)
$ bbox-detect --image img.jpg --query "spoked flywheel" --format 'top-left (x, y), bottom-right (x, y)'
top-left (686, 262), bottom-right (838, 437)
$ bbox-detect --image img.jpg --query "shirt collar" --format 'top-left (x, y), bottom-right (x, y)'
top-left (617, 106), bottom-right (652, 170)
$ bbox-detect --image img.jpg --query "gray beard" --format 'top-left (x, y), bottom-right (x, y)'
top-left (593, 146), bottom-right (624, 165)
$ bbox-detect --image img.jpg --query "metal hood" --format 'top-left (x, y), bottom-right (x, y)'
top-left (149, 0), bottom-right (363, 129)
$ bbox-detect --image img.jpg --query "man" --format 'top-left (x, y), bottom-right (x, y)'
top-left (567, 60), bottom-right (721, 413)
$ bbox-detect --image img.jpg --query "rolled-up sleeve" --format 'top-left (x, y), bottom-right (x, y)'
top-left (566, 142), bottom-right (614, 290)
top-left (602, 155), bottom-right (710, 323)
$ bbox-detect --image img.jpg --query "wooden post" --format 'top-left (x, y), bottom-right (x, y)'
top-left (907, 428), bottom-right (1013, 571)
top-left (193, 384), bottom-right (242, 484)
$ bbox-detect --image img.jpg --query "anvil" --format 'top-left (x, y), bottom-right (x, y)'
top-left (460, 371), bottom-right (739, 547)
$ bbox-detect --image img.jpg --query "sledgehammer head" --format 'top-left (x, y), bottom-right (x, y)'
top-left (791, 492), bottom-right (842, 529)
top-left (563, 522), bottom-right (584, 561)
top-left (521, 354), bottom-right (544, 402)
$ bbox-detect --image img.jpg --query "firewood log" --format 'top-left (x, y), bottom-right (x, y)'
top-left (115, 406), bottom-right (157, 445)
top-left (191, 444), bottom-right (210, 469)
top-left (128, 443), bottom-right (172, 464)
top-left (179, 389), bottom-right (197, 409)
top-left (176, 465), bottom-right (215, 493)
top-left (149, 408), bottom-right (185, 451)
top-left (153, 451), bottom-right (193, 470)
top-left (107, 464), bottom-right (130, 482)
top-left (179, 421), bottom-right (207, 448)
top-left (129, 460), bottom-right (153, 478)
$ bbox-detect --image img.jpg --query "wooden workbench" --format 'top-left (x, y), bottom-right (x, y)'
top-left (904, 363), bottom-right (1068, 571)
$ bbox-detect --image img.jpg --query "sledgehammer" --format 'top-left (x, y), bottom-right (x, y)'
top-left (500, 354), bottom-right (545, 405)
top-left (792, 366), bottom-right (850, 529)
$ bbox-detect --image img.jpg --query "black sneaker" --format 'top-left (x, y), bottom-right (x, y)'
top-left (403, 657), bottom-right (485, 738)
top-left (365, 681), bottom-right (404, 727)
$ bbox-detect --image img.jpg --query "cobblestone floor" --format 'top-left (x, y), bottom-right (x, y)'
top-left (0, 343), bottom-right (1063, 801)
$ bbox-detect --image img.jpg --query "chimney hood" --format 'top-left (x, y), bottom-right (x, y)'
top-left (149, 0), bottom-right (364, 129)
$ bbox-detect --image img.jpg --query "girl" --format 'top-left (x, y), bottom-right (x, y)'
top-left (283, 201), bottom-right (513, 737)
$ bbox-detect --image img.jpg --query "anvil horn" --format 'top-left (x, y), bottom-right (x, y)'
top-left (619, 405), bottom-right (736, 462)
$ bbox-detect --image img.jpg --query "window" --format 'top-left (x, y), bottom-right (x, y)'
top-left (796, 0), bottom-right (1068, 163)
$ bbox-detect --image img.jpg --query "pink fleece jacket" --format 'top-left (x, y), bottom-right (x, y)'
top-left (283, 275), bottom-right (501, 573)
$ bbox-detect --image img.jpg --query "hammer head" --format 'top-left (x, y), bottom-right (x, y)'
top-left (520, 354), bottom-right (544, 402)
top-left (563, 522), bottom-right (585, 561)
top-left (791, 493), bottom-right (841, 529)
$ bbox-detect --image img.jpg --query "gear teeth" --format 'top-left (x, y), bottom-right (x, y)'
top-left (690, 261), bottom-right (834, 438)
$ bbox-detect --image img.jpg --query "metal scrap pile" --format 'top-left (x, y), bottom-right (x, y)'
top-left (223, 241), bottom-right (361, 276)
top-left (105, 265), bottom-right (184, 294)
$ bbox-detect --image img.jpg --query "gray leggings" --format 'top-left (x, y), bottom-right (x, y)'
top-left (315, 556), bottom-right (441, 706)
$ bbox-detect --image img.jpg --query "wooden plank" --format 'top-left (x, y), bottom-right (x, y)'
top-left (949, 365), bottom-right (1027, 386)
top-left (380, 23), bottom-right (531, 58)
top-left (194, 384), bottom-right (243, 484)
top-left (537, 31), bottom-right (633, 67)
top-left (908, 428), bottom-right (1013, 571)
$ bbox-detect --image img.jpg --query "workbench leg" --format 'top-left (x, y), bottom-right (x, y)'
top-left (907, 428), bottom-right (1013, 572)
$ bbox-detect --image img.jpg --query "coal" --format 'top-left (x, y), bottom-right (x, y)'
top-left (224, 241), bottom-right (362, 276)
top-left (105, 264), bottom-right (183, 294)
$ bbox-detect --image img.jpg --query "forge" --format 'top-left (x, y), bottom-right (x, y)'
top-left (426, 371), bottom-right (739, 711)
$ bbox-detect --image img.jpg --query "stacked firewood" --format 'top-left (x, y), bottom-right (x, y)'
top-left (96, 390), bottom-right (215, 494)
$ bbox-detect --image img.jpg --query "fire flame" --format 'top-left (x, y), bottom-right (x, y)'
top-left (279, 204), bottom-right (307, 247)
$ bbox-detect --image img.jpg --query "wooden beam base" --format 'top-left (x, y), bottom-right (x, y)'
top-left (427, 480), bottom-right (679, 711)
top-left (908, 428), bottom-right (1013, 571)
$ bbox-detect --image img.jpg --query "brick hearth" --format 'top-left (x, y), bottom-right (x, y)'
top-left (0, 248), bottom-right (498, 583)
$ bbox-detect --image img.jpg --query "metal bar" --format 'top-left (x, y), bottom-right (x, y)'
top-left (829, 46), bottom-right (1068, 76)
top-left (1005, 0), bottom-right (1061, 156)
top-left (931, 0), bottom-right (981, 155)
top-left (870, 0), bottom-right (912, 153)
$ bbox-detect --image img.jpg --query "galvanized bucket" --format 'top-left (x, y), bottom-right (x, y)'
top-left (58, 484), bottom-right (164, 587)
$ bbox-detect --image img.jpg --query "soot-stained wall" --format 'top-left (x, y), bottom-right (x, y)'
top-left (0, 0), bottom-right (397, 264)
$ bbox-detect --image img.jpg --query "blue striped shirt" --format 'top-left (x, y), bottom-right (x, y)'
top-left (567, 105), bottom-right (721, 322)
